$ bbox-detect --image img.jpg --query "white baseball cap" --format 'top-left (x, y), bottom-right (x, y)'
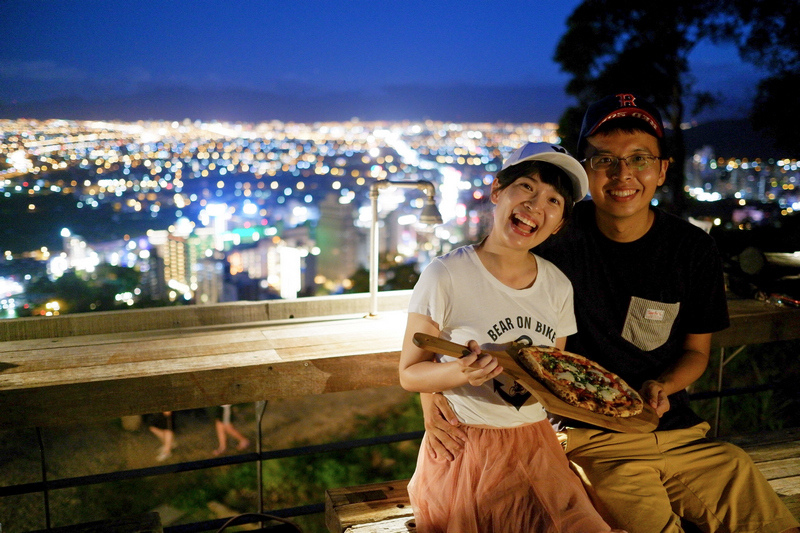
top-left (501, 142), bottom-right (589, 201)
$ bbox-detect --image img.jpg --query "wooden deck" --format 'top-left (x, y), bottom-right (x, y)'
top-left (727, 427), bottom-right (800, 519)
top-left (325, 428), bottom-right (800, 532)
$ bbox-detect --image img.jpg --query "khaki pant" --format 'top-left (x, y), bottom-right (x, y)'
top-left (559, 422), bottom-right (799, 533)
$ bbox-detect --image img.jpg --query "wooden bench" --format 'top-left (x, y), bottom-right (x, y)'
top-left (325, 479), bottom-right (416, 533)
top-left (325, 429), bottom-right (800, 532)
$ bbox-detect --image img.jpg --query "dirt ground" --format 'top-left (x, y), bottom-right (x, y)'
top-left (0, 386), bottom-right (416, 532)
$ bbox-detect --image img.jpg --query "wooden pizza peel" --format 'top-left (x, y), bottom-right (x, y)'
top-left (413, 332), bottom-right (659, 433)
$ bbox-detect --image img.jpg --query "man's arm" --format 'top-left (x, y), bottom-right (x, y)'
top-left (641, 332), bottom-right (711, 417)
top-left (420, 392), bottom-right (467, 460)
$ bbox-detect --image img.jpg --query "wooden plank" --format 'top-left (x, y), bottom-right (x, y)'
top-left (756, 458), bottom-right (800, 484)
top-left (0, 311), bottom-right (405, 390)
top-left (0, 311), bottom-right (394, 357)
top-left (770, 475), bottom-right (800, 497)
top-left (724, 429), bottom-right (800, 501)
top-left (726, 428), bottom-right (800, 462)
top-left (325, 430), bottom-right (800, 532)
top-left (346, 517), bottom-right (416, 532)
top-left (0, 350), bottom-right (282, 388)
top-left (3, 294), bottom-right (800, 434)
top-left (0, 320), bottom-right (403, 375)
top-left (726, 427), bottom-right (800, 447)
top-left (781, 494), bottom-right (800, 520)
top-left (712, 299), bottom-right (800, 348)
top-left (745, 441), bottom-right (800, 464)
top-left (0, 293), bottom-right (793, 346)
top-left (0, 351), bottom-right (402, 428)
top-left (0, 291), bottom-right (412, 341)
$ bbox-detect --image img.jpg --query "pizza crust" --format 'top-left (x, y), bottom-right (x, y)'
top-left (515, 345), bottom-right (643, 418)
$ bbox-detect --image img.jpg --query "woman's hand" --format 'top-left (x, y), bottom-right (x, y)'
top-left (421, 392), bottom-right (467, 460)
top-left (457, 340), bottom-right (503, 387)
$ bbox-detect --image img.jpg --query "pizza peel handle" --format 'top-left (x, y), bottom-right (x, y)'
top-left (412, 332), bottom-right (539, 386)
top-left (413, 333), bottom-right (537, 379)
top-left (412, 333), bottom-right (475, 359)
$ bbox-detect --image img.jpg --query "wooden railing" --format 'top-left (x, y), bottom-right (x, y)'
top-left (2, 293), bottom-right (799, 430)
top-left (0, 292), bottom-right (413, 429)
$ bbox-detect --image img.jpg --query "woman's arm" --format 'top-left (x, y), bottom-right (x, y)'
top-left (398, 312), bottom-right (502, 393)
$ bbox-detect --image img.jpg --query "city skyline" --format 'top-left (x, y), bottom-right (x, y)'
top-left (1, 115), bottom-right (797, 318)
top-left (0, 1), bottom-right (767, 124)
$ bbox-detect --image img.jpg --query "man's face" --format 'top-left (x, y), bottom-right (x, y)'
top-left (583, 129), bottom-right (668, 222)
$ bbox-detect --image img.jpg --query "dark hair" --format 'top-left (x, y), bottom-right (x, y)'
top-left (586, 117), bottom-right (667, 158)
top-left (495, 160), bottom-right (575, 221)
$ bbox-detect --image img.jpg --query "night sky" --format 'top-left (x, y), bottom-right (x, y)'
top-left (0, 1), bottom-right (768, 123)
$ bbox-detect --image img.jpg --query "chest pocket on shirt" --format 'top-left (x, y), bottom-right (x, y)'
top-left (621, 297), bottom-right (680, 351)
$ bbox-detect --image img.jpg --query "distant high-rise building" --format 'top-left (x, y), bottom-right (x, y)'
top-left (140, 252), bottom-right (167, 301)
top-left (194, 256), bottom-right (226, 304)
top-left (316, 193), bottom-right (364, 289)
top-left (147, 230), bottom-right (191, 300)
top-left (226, 225), bottom-right (314, 300)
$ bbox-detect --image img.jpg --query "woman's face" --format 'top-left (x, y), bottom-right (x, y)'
top-left (490, 172), bottom-right (566, 250)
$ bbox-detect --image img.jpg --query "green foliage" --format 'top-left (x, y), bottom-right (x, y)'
top-left (345, 265), bottom-right (369, 293)
top-left (555, 1), bottom-right (725, 131)
top-left (556, 0), bottom-right (800, 165)
top-left (384, 262), bottom-right (421, 291)
top-left (25, 264), bottom-right (144, 314)
top-left (552, 0), bottom-right (800, 213)
top-left (733, 0), bottom-right (800, 74)
top-left (345, 262), bottom-right (421, 294)
top-left (726, 1), bottom-right (800, 153)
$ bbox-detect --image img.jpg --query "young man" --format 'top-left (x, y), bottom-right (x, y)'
top-left (423, 94), bottom-right (799, 532)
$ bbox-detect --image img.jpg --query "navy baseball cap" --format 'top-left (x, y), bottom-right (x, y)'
top-left (501, 142), bottom-right (589, 201)
top-left (577, 93), bottom-right (664, 154)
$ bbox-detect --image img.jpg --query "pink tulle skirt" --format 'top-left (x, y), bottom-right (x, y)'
top-left (407, 420), bottom-right (611, 533)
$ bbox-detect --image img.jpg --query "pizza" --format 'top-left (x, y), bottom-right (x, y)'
top-left (513, 345), bottom-right (643, 418)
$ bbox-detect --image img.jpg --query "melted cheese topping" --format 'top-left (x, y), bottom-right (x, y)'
top-left (599, 388), bottom-right (622, 401)
top-left (555, 371), bottom-right (575, 383)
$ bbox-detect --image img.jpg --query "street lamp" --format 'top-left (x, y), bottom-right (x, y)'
top-left (369, 179), bottom-right (443, 316)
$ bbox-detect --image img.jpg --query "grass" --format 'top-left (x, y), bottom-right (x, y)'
top-left (0, 395), bottom-right (424, 533)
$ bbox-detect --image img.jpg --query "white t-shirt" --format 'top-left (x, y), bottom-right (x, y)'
top-left (409, 245), bottom-right (577, 427)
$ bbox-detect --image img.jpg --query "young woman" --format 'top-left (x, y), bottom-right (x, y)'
top-left (399, 143), bottom-right (621, 533)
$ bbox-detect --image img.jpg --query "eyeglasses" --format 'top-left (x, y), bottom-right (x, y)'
top-left (583, 154), bottom-right (663, 172)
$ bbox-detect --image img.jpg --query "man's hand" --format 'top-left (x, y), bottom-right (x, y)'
top-left (421, 392), bottom-right (467, 460)
top-left (640, 380), bottom-right (670, 417)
